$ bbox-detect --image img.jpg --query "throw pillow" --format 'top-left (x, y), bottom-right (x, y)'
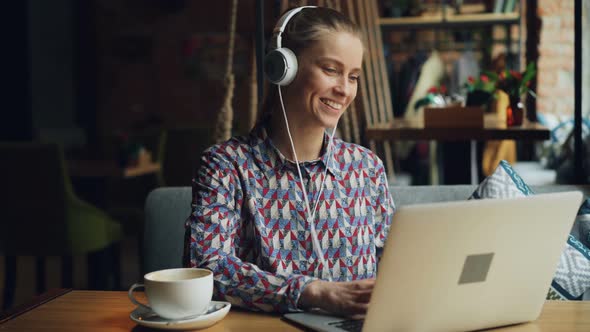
top-left (548, 235), bottom-right (590, 300)
top-left (469, 160), bottom-right (534, 200)
top-left (576, 198), bottom-right (590, 249)
top-left (469, 160), bottom-right (590, 301)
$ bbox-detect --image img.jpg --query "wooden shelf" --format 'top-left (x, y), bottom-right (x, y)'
top-left (379, 12), bottom-right (520, 29)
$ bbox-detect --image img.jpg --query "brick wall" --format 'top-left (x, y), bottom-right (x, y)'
top-left (536, 0), bottom-right (575, 116)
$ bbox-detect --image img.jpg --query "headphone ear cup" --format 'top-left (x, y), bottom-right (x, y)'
top-left (264, 48), bottom-right (298, 86)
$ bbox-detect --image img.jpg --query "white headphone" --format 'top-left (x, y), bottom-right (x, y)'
top-left (264, 6), bottom-right (316, 86)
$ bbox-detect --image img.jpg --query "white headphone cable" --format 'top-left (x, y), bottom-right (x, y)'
top-left (278, 85), bottom-right (337, 282)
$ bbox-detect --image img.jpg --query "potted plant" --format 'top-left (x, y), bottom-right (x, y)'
top-left (413, 84), bottom-right (448, 111)
top-left (464, 73), bottom-right (496, 108)
top-left (492, 62), bottom-right (537, 126)
top-left (415, 84), bottom-right (484, 128)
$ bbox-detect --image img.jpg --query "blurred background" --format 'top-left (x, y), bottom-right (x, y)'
top-left (1, 0), bottom-right (588, 312)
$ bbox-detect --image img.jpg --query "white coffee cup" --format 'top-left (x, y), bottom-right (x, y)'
top-left (128, 268), bottom-right (213, 320)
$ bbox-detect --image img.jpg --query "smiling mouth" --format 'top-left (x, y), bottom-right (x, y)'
top-left (320, 98), bottom-right (343, 110)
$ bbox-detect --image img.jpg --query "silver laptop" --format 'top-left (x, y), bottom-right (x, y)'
top-left (284, 191), bottom-right (583, 332)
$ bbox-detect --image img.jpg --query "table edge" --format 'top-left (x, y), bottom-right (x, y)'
top-left (365, 126), bottom-right (550, 141)
top-left (0, 288), bottom-right (72, 324)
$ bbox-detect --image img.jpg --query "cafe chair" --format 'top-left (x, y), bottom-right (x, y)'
top-left (143, 126), bottom-right (215, 275)
top-left (143, 187), bottom-right (192, 274)
top-left (0, 142), bottom-right (124, 311)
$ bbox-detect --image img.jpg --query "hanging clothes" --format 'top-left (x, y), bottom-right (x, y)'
top-left (395, 51), bottom-right (445, 160)
top-left (390, 51), bottom-right (429, 118)
top-left (481, 54), bottom-right (517, 175)
top-left (449, 50), bottom-right (480, 95)
top-left (404, 50), bottom-right (445, 120)
top-left (482, 91), bottom-right (517, 176)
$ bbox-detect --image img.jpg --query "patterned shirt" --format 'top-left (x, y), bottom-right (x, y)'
top-left (186, 123), bottom-right (395, 313)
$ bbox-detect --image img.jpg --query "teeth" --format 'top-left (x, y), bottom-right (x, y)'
top-left (321, 98), bottom-right (343, 110)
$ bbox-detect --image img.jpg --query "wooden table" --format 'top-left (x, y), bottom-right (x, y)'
top-left (366, 115), bottom-right (550, 184)
top-left (365, 115), bottom-right (550, 142)
top-left (1, 290), bottom-right (590, 331)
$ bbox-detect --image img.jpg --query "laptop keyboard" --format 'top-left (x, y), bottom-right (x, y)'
top-left (328, 318), bottom-right (364, 332)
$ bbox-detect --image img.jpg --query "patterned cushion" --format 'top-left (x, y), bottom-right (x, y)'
top-left (470, 160), bottom-right (534, 199)
top-left (548, 235), bottom-right (590, 300)
top-left (469, 160), bottom-right (590, 301)
top-left (576, 199), bottom-right (590, 249)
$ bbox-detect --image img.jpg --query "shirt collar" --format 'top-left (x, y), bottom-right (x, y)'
top-left (249, 122), bottom-right (339, 178)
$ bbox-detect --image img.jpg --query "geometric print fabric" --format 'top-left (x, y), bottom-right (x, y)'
top-left (576, 199), bottom-right (590, 249)
top-left (470, 160), bottom-right (590, 301)
top-left (551, 235), bottom-right (590, 300)
top-left (470, 160), bottom-right (535, 200)
top-left (186, 123), bottom-right (395, 313)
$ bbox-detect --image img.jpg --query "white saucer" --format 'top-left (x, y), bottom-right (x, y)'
top-left (130, 301), bottom-right (231, 330)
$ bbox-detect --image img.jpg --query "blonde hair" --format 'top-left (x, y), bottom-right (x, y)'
top-left (259, 7), bottom-right (363, 122)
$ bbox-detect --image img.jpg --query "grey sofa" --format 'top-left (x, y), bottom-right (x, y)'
top-left (144, 185), bottom-right (590, 298)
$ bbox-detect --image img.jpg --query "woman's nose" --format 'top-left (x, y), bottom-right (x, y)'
top-left (334, 78), bottom-right (350, 96)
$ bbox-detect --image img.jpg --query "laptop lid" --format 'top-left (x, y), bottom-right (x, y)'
top-left (363, 191), bottom-right (583, 332)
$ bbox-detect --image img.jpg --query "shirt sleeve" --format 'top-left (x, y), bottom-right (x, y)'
top-left (374, 159), bottom-right (395, 250)
top-left (186, 148), bottom-right (318, 313)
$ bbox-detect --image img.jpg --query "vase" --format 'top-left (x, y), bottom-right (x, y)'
top-left (506, 95), bottom-right (524, 127)
top-left (466, 90), bottom-right (493, 108)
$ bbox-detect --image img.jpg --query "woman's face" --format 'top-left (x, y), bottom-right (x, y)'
top-left (284, 31), bottom-right (363, 129)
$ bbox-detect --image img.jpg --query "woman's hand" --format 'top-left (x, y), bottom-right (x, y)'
top-left (299, 279), bottom-right (375, 316)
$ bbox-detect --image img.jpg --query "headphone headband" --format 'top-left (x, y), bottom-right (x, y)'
top-left (265, 6), bottom-right (316, 86)
top-left (272, 6), bottom-right (317, 50)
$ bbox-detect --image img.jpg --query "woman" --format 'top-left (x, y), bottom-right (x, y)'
top-left (186, 6), bottom-right (395, 315)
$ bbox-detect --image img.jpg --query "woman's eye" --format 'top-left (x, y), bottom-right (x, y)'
top-left (324, 67), bottom-right (338, 74)
top-left (349, 76), bottom-right (360, 82)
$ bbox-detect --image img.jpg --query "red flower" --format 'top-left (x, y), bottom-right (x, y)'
top-left (427, 86), bottom-right (438, 94)
top-left (510, 70), bottom-right (522, 80)
top-left (480, 74), bottom-right (489, 83)
top-left (496, 62), bottom-right (536, 99)
top-left (467, 76), bottom-right (475, 84)
top-left (439, 85), bottom-right (447, 94)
